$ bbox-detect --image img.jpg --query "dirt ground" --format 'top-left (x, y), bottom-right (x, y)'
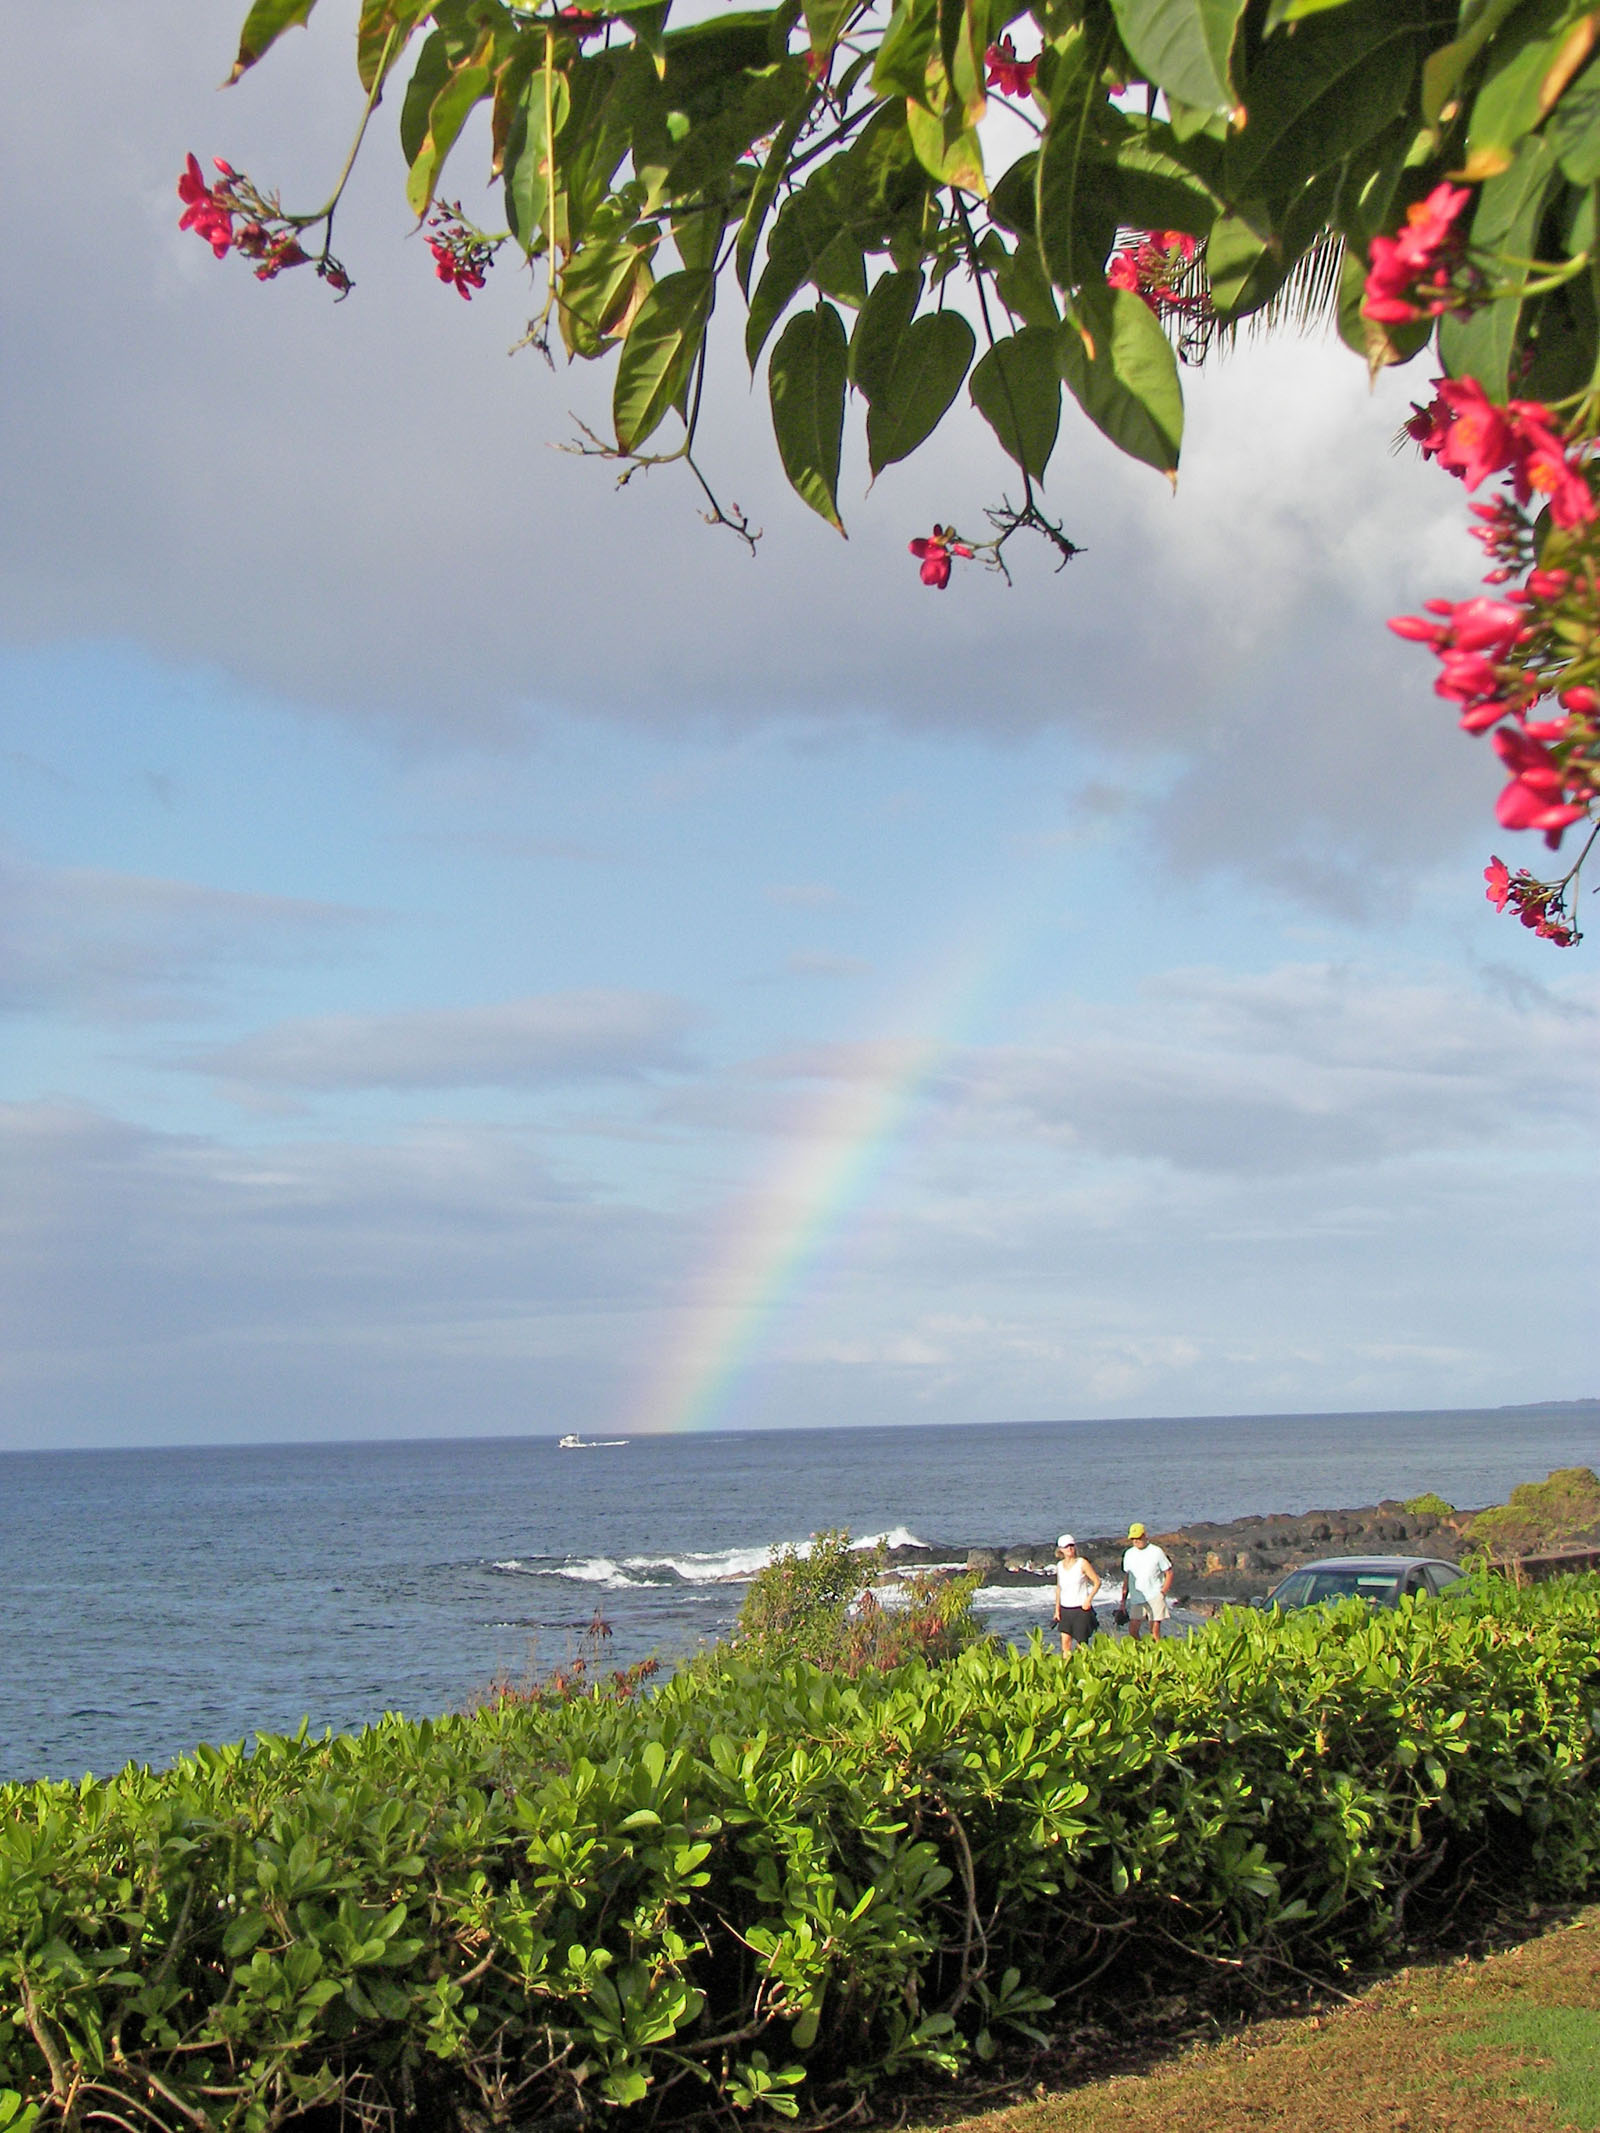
top-left (913, 1907), bottom-right (1600, 2133)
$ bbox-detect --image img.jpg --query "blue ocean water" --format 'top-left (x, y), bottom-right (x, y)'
top-left (2, 1403), bottom-right (1594, 1784)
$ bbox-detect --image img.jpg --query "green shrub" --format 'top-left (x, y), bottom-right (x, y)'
top-left (1, 1577), bottom-right (1597, 2131)
top-left (734, 1531), bottom-right (983, 1672)
top-left (735, 1528), bottom-right (882, 1659)
top-left (1467, 1468), bottom-right (1600, 1556)
top-left (1403, 1492), bottom-right (1455, 1520)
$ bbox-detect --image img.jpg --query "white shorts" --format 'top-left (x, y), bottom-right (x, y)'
top-left (1126, 1594), bottom-right (1170, 1622)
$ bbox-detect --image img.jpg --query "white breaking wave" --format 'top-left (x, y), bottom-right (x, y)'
top-left (971, 1582), bottom-right (1058, 1609)
top-left (493, 1528), bottom-right (936, 1591)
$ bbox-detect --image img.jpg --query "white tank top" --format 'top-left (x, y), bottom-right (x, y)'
top-left (1057, 1559), bottom-right (1096, 1609)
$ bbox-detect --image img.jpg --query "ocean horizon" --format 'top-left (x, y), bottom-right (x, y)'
top-left (3, 1398), bottom-right (1595, 1784)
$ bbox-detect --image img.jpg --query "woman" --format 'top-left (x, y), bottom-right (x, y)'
top-left (1053, 1533), bottom-right (1101, 1654)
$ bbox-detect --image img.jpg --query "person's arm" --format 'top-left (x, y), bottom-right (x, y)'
top-left (1160, 1550), bottom-right (1174, 1597)
top-left (1084, 1559), bottom-right (1101, 1600)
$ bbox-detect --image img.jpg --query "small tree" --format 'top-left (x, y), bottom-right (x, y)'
top-left (736, 1529), bottom-right (984, 1670)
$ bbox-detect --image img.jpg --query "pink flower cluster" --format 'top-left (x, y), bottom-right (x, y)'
top-left (177, 154), bottom-right (350, 293)
top-left (984, 37), bottom-right (1037, 97)
top-left (1363, 183), bottom-right (1477, 323)
top-left (1484, 857), bottom-right (1580, 945)
top-left (1106, 230), bottom-right (1202, 318)
top-left (425, 204), bottom-right (502, 300)
top-left (908, 524), bottom-right (974, 589)
top-left (1405, 377), bottom-right (1595, 529)
top-left (1390, 374), bottom-right (1598, 940)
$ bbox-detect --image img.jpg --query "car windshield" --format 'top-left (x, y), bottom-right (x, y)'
top-left (1275, 1570), bottom-right (1402, 1606)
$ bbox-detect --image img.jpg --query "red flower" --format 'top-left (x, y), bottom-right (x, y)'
top-left (908, 525), bottom-right (974, 590)
top-left (1432, 377), bottom-right (1517, 490)
top-left (1363, 183), bottom-right (1472, 321)
top-left (984, 36), bottom-right (1036, 96)
top-left (1106, 252), bottom-right (1140, 292)
top-left (1492, 725), bottom-right (1588, 844)
top-left (1405, 395), bottom-right (1452, 459)
top-left (1484, 856), bottom-right (1511, 911)
top-left (1508, 402), bottom-right (1596, 528)
top-left (177, 151), bottom-right (234, 258)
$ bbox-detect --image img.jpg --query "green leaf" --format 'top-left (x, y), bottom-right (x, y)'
top-left (356, 1), bottom-right (432, 91)
top-left (905, 90), bottom-right (987, 194)
top-left (1202, 211), bottom-right (1270, 312)
top-left (875, 0), bottom-right (941, 104)
top-left (736, 98), bottom-right (815, 297)
top-left (769, 303), bottom-right (850, 528)
top-left (1108, 0), bottom-right (1249, 112)
top-left (804, 0), bottom-right (856, 62)
top-left (1463, 0), bottom-right (1596, 179)
top-left (1440, 132), bottom-right (1562, 398)
top-left (406, 33), bottom-right (496, 217)
top-left (1549, 51), bottom-right (1600, 182)
top-left (850, 269), bottom-right (925, 399)
top-left (746, 181), bottom-right (867, 369)
top-left (985, 232), bottom-right (1061, 327)
top-left (504, 62), bottom-right (574, 252)
top-left (1226, 2), bottom-right (1427, 209)
top-left (1419, 0), bottom-right (1524, 128)
top-left (614, 268), bottom-right (714, 450)
top-left (1032, 97), bottom-right (1117, 292)
top-left (229, 0), bottom-right (318, 83)
top-left (559, 231), bottom-right (657, 356)
top-left (1057, 285), bottom-right (1183, 476)
top-left (969, 325), bottom-right (1062, 479)
top-left (1265, 0), bottom-right (1362, 23)
top-left (866, 310), bottom-right (976, 473)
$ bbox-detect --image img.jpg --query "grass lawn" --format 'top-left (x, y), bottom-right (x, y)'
top-left (917, 1906), bottom-right (1600, 2133)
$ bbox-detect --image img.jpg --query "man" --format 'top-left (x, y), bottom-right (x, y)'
top-left (1120, 1522), bottom-right (1174, 1639)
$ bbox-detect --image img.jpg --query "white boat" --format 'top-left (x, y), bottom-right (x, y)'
top-left (558, 1433), bottom-right (629, 1449)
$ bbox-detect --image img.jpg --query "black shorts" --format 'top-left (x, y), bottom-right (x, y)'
top-left (1056, 1605), bottom-right (1096, 1642)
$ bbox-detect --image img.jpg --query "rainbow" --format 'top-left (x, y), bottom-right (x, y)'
top-left (624, 922), bottom-right (1004, 1436)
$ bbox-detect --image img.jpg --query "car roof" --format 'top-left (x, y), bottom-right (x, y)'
top-left (1278, 1556), bottom-right (1459, 1574)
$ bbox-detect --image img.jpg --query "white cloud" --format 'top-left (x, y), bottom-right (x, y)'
top-left (0, 851), bottom-right (365, 1021)
top-left (200, 990), bottom-right (698, 1092)
top-left (785, 949), bottom-right (870, 978)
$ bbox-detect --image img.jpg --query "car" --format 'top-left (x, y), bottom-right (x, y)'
top-left (1263, 1555), bottom-right (1468, 1610)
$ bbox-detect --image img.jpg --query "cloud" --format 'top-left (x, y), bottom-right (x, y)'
top-left (766, 882), bottom-right (843, 908)
top-left (0, 851), bottom-right (365, 1022)
top-left (199, 990), bottom-right (699, 1093)
top-left (736, 961), bottom-right (1600, 1176)
top-left (785, 950), bottom-right (869, 979)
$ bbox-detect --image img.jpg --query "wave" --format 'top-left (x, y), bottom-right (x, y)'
top-left (492, 1528), bottom-right (932, 1590)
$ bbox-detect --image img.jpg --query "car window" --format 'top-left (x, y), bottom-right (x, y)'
top-left (1425, 1563), bottom-right (1465, 1594)
top-left (1302, 1571), bottom-right (1401, 1605)
top-left (1271, 1573), bottom-right (1313, 1607)
top-left (1402, 1569), bottom-right (1427, 1597)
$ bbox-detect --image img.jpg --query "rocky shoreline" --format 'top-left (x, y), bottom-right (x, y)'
top-left (875, 1495), bottom-right (1480, 1608)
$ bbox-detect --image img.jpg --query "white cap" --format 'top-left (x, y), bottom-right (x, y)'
top-left (1056, 1533), bottom-right (1075, 1549)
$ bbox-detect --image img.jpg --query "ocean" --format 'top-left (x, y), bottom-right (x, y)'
top-left (2, 1403), bottom-right (1595, 1784)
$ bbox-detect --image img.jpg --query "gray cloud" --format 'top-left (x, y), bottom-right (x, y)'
top-left (734, 961), bottom-right (1600, 1176)
top-left (0, 851), bottom-right (365, 1021)
top-left (200, 990), bottom-right (698, 1092)
top-left (4, 1081), bottom-right (1588, 1447)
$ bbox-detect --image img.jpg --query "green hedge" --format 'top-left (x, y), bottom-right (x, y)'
top-left (3, 1577), bottom-right (1597, 2131)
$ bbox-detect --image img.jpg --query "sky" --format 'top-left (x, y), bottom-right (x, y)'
top-left (1, 2), bottom-right (1596, 1450)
